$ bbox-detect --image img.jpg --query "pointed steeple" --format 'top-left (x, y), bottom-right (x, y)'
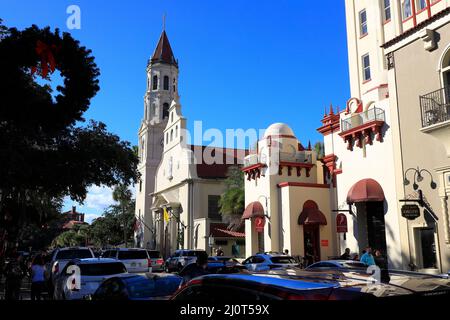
top-left (150, 30), bottom-right (178, 67)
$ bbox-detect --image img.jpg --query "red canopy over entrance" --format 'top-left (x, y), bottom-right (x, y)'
top-left (242, 201), bottom-right (265, 220)
top-left (346, 178), bottom-right (385, 204)
top-left (298, 200), bottom-right (327, 225)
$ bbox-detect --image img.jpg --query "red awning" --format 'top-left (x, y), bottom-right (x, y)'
top-left (346, 178), bottom-right (385, 204)
top-left (298, 200), bottom-right (327, 225)
top-left (242, 201), bottom-right (265, 220)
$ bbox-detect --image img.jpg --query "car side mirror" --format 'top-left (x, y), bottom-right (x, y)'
top-left (83, 294), bottom-right (93, 300)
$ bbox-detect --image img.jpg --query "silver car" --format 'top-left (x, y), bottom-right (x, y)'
top-left (242, 253), bottom-right (299, 271)
top-left (305, 260), bottom-right (368, 271)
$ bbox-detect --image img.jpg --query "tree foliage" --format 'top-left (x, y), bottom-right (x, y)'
top-left (219, 166), bottom-right (245, 217)
top-left (314, 141), bottom-right (325, 160)
top-left (0, 22), bottom-right (138, 251)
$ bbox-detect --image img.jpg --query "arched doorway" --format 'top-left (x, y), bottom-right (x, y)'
top-left (298, 200), bottom-right (327, 265)
top-left (347, 179), bottom-right (387, 255)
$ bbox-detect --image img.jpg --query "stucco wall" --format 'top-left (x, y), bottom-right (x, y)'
top-left (390, 20), bottom-right (450, 272)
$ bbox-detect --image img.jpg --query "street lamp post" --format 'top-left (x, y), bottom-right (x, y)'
top-left (402, 166), bottom-right (441, 271)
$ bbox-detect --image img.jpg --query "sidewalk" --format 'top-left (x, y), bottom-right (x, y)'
top-left (0, 276), bottom-right (32, 300)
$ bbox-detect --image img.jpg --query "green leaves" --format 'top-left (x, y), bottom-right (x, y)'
top-left (219, 166), bottom-right (245, 217)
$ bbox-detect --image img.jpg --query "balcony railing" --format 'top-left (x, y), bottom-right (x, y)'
top-left (244, 154), bottom-right (261, 167)
top-left (420, 86), bottom-right (450, 128)
top-left (341, 107), bottom-right (385, 132)
top-left (244, 152), bottom-right (312, 167)
top-left (279, 152), bottom-right (312, 163)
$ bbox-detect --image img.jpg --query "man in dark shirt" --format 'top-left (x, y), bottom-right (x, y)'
top-left (340, 248), bottom-right (351, 260)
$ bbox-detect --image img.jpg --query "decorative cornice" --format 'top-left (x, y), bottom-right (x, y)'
top-left (278, 182), bottom-right (330, 189)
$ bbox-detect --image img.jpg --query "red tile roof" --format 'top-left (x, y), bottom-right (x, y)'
top-left (150, 30), bottom-right (178, 66)
top-left (190, 145), bottom-right (248, 179)
top-left (210, 223), bottom-right (245, 238)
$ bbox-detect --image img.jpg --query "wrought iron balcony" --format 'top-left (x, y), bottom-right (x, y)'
top-left (341, 107), bottom-right (385, 132)
top-left (420, 86), bottom-right (450, 128)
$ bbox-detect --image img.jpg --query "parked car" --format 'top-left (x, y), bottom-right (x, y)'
top-left (45, 247), bottom-right (95, 288)
top-left (53, 258), bottom-right (127, 300)
top-left (171, 267), bottom-right (450, 301)
top-left (146, 250), bottom-right (165, 272)
top-left (306, 260), bottom-right (368, 271)
top-left (164, 250), bottom-right (207, 272)
top-left (88, 273), bottom-right (183, 300)
top-left (207, 256), bottom-right (244, 273)
top-left (102, 248), bottom-right (151, 273)
top-left (242, 253), bottom-right (299, 271)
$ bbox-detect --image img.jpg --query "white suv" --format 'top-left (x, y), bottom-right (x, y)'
top-left (102, 248), bottom-right (150, 273)
top-left (46, 247), bottom-right (95, 287)
top-left (53, 258), bottom-right (127, 300)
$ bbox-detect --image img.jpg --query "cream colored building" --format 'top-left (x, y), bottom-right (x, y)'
top-left (134, 30), bottom-right (246, 258)
top-left (326, 0), bottom-right (450, 273)
top-left (242, 123), bottom-right (335, 261)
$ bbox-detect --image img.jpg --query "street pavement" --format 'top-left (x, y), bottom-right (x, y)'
top-left (0, 276), bottom-right (49, 300)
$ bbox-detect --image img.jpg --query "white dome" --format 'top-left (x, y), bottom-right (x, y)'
top-left (263, 123), bottom-right (295, 138)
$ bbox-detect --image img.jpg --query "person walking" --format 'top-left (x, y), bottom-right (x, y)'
top-left (374, 250), bottom-right (391, 283)
top-left (30, 255), bottom-right (46, 300)
top-left (4, 250), bottom-right (24, 300)
top-left (360, 247), bottom-right (375, 266)
top-left (216, 247), bottom-right (224, 256)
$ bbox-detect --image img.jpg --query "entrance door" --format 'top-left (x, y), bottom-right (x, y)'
top-left (303, 224), bottom-right (320, 266)
top-left (365, 202), bottom-right (387, 254)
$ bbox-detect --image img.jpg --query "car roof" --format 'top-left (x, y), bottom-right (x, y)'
top-left (70, 258), bottom-right (122, 264)
top-left (56, 247), bottom-right (92, 251)
top-left (189, 273), bottom-right (339, 291)
top-left (113, 272), bottom-right (182, 280)
top-left (107, 248), bottom-right (147, 251)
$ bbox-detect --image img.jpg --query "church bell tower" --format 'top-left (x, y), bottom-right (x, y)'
top-left (135, 29), bottom-right (179, 248)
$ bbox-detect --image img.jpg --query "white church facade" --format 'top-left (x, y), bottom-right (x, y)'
top-left (134, 30), bottom-right (245, 258)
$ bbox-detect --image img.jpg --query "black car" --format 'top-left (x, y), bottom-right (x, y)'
top-left (88, 273), bottom-right (183, 300)
top-left (171, 268), bottom-right (450, 301)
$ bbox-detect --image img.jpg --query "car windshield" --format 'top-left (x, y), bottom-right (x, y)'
top-left (56, 249), bottom-right (93, 260)
top-left (147, 251), bottom-right (161, 259)
top-left (124, 276), bottom-right (183, 299)
top-left (79, 262), bottom-right (126, 276)
top-left (118, 251), bottom-right (148, 260)
top-left (270, 257), bottom-right (297, 264)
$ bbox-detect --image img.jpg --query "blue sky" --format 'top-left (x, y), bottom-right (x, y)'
top-left (1, 0), bottom-right (350, 222)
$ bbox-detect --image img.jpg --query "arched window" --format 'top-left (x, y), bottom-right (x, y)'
top-left (164, 76), bottom-right (169, 90)
top-left (152, 75), bottom-right (158, 90)
top-left (170, 129), bottom-right (173, 142)
top-left (175, 125), bottom-right (178, 137)
top-left (166, 132), bottom-right (169, 144)
top-left (171, 112), bottom-right (174, 122)
top-left (173, 78), bottom-right (176, 92)
top-left (441, 47), bottom-right (450, 88)
top-left (163, 103), bottom-right (170, 119)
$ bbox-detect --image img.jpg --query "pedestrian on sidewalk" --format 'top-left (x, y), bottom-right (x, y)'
top-left (374, 249), bottom-right (391, 283)
top-left (360, 247), bottom-right (375, 266)
top-left (30, 255), bottom-right (46, 300)
top-left (4, 249), bottom-right (24, 300)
